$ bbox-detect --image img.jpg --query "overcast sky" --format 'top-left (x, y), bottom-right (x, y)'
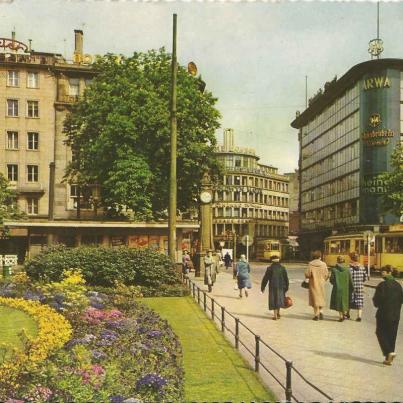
top-left (2, 0), bottom-right (403, 173)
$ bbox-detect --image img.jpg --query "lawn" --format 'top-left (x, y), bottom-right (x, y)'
top-left (142, 296), bottom-right (276, 402)
top-left (0, 305), bottom-right (38, 363)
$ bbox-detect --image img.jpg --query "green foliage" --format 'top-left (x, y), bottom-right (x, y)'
top-left (0, 173), bottom-right (25, 233)
top-left (64, 49), bottom-right (222, 219)
top-left (25, 246), bottom-right (183, 292)
top-left (379, 143), bottom-right (403, 217)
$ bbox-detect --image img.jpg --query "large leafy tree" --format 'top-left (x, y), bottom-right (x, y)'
top-left (64, 49), bottom-right (221, 220)
top-left (0, 173), bottom-right (25, 230)
top-left (379, 143), bottom-right (403, 218)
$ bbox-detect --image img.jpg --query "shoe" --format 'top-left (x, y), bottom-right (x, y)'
top-left (338, 318), bottom-right (344, 322)
top-left (345, 313), bottom-right (350, 319)
top-left (277, 313), bottom-right (281, 318)
top-left (356, 317), bottom-right (362, 322)
top-left (387, 352), bottom-right (396, 363)
top-left (319, 313), bottom-right (324, 320)
top-left (272, 317), bottom-right (277, 320)
top-left (313, 316), bottom-right (319, 321)
top-left (239, 294), bottom-right (242, 298)
top-left (245, 290), bottom-right (248, 298)
top-left (383, 359), bottom-right (392, 366)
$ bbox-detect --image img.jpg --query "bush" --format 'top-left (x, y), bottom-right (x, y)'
top-left (25, 246), bottom-right (182, 291)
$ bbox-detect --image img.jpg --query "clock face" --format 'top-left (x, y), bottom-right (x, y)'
top-left (200, 191), bottom-right (212, 203)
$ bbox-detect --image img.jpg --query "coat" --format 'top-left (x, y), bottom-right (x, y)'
top-left (349, 263), bottom-right (367, 309)
top-left (261, 263), bottom-right (289, 310)
top-left (373, 276), bottom-right (403, 322)
top-left (330, 264), bottom-right (353, 312)
top-left (236, 261), bottom-right (252, 289)
top-left (224, 253), bottom-right (232, 267)
top-left (305, 259), bottom-right (329, 308)
top-left (204, 255), bottom-right (217, 286)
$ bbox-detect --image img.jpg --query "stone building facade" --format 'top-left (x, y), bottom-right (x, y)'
top-left (213, 129), bottom-right (289, 257)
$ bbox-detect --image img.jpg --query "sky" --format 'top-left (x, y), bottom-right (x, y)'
top-left (2, 0), bottom-right (403, 174)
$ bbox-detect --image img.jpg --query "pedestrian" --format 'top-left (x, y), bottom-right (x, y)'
top-left (330, 256), bottom-right (353, 322)
top-left (305, 250), bottom-right (329, 321)
top-left (348, 253), bottom-right (368, 321)
top-left (236, 254), bottom-right (252, 298)
top-left (373, 265), bottom-right (403, 366)
top-left (182, 250), bottom-right (191, 275)
top-left (224, 251), bottom-right (232, 271)
top-left (261, 255), bottom-right (289, 320)
top-left (204, 250), bottom-right (218, 293)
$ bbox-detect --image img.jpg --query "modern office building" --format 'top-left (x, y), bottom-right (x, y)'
top-left (291, 58), bottom-right (402, 255)
top-left (0, 30), bottom-right (196, 262)
top-left (213, 129), bottom-right (289, 257)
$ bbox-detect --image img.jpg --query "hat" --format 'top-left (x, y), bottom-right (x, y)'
top-left (270, 255), bottom-right (280, 262)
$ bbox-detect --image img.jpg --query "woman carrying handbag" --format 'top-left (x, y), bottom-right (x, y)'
top-left (261, 255), bottom-right (290, 320)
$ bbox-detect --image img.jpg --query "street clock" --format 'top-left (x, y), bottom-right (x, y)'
top-left (200, 191), bottom-right (212, 204)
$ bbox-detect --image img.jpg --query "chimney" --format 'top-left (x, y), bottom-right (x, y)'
top-left (223, 128), bottom-right (234, 151)
top-left (74, 29), bottom-right (83, 57)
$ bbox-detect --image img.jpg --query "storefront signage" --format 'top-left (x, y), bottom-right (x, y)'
top-left (363, 76), bottom-right (391, 91)
top-left (361, 129), bottom-right (394, 146)
top-left (369, 113), bottom-right (382, 128)
top-left (362, 176), bottom-right (386, 194)
top-left (73, 53), bottom-right (123, 65)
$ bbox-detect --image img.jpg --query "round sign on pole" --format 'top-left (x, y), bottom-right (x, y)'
top-left (241, 235), bottom-right (253, 246)
top-left (363, 230), bottom-right (375, 242)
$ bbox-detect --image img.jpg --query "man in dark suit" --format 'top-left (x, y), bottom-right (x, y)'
top-left (373, 265), bottom-right (403, 365)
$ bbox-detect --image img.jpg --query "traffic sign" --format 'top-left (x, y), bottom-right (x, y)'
top-left (241, 235), bottom-right (254, 246)
top-left (363, 230), bottom-right (375, 242)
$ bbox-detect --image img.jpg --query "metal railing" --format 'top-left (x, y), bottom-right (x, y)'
top-left (183, 277), bottom-right (333, 403)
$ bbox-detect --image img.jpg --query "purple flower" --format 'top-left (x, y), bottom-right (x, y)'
top-left (92, 350), bottom-right (107, 360)
top-left (109, 396), bottom-right (125, 403)
top-left (136, 373), bottom-right (167, 390)
top-left (147, 330), bottom-right (163, 338)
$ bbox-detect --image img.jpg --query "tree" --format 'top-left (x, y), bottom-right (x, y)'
top-left (64, 49), bottom-right (222, 220)
top-left (0, 173), bottom-right (25, 231)
top-left (379, 143), bottom-right (403, 218)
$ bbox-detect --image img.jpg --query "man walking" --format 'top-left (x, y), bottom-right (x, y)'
top-left (373, 265), bottom-right (403, 365)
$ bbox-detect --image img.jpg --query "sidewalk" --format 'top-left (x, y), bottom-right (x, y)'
top-left (190, 270), bottom-right (403, 402)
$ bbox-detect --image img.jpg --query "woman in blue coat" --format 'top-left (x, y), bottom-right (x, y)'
top-left (236, 254), bottom-right (252, 298)
top-left (261, 256), bottom-right (289, 320)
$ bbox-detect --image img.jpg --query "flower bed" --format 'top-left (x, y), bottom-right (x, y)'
top-left (0, 270), bottom-right (184, 402)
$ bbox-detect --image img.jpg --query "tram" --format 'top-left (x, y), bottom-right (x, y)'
top-left (323, 225), bottom-right (403, 275)
top-left (256, 239), bottom-right (283, 261)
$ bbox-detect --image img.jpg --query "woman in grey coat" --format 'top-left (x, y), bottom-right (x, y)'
top-left (261, 256), bottom-right (289, 320)
top-left (236, 254), bottom-right (252, 298)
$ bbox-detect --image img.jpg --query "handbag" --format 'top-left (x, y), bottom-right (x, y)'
top-left (301, 279), bottom-right (309, 289)
top-left (284, 296), bottom-right (293, 308)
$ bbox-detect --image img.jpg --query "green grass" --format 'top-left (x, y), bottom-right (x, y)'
top-left (0, 305), bottom-right (38, 363)
top-left (142, 296), bottom-right (276, 402)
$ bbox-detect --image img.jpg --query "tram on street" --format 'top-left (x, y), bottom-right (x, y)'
top-left (256, 239), bottom-right (283, 261)
top-left (323, 225), bottom-right (403, 275)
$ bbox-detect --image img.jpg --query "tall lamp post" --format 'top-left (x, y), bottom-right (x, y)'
top-left (168, 14), bottom-right (178, 262)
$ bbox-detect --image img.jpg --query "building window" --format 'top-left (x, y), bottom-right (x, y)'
top-left (27, 72), bottom-right (39, 88)
top-left (27, 165), bottom-right (39, 182)
top-left (7, 70), bottom-right (19, 87)
top-left (7, 164), bottom-right (18, 181)
top-left (70, 184), bottom-right (92, 209)
top-left (27, 101), bottom-right (39, 118)
top-left (27, 132), bottom-right (39, 150)
top-left (27, 198), bottom-right (39, 215)
top-left (7, 99), bottom-right (19, 117)
top-left (6, 131), bottom-right (18, 149)
top-left (69, 78), bottom-right (80, 96)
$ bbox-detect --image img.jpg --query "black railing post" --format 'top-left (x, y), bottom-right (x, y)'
top-left (211, 298), bottom-right (215, 319)
top-left (192, 283), bottom-right (195, 298)
top-left (285, 361), bottom-right (293, 402)
top-left (203, 292), bottom-right (207, 312)
top-left (221, 306), bottom-right (225, 332)
top-left (235, 318), bottom-right (240, 349)
top-left (197, 287), bottom-right (200, 305)
top-left (255, 335), bottom-right (260, 372)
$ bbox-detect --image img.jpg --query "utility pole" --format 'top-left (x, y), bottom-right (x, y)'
top-left (168, 14), bottom-right (178, 262)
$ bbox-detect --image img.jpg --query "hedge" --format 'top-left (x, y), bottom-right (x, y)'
top-left (25, 246), bottom-right (184, 293)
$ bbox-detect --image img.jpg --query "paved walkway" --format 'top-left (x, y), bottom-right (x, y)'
top-left (190, 267), bottom-right (403, 402)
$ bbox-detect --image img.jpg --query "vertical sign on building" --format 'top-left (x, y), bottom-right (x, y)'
top-left (360, 69), bottom-right (400, 224)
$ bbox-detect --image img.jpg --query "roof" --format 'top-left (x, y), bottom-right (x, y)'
top-left (291, 58), bottom-right (403, 129)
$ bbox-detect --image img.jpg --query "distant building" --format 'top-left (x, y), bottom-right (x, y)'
top-left (284, 170), bottom-right (300, 236)
top-left (213, 129), bottom-right (289, 257)
top-left (291, 59), bottom-right (402, 256)
top-left (0, 30), bottom-right (196, 262)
